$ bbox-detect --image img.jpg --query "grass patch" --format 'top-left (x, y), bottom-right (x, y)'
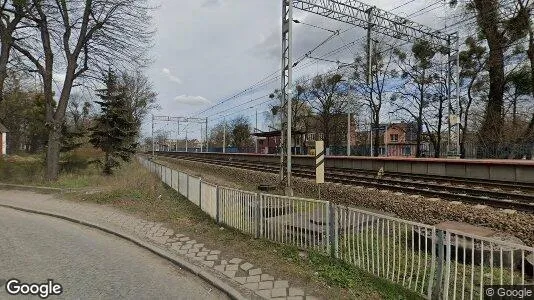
top-left (0, 154), bottom-right (45, 184)
top-left (61, 159), bottom-right (424, 300)
top-left (0, 148), bottom-right (108, 189)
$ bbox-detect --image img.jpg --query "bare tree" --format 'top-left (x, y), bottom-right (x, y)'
top-left (119, 69), bottom-right (158, 131)
top-left (308, 73), bottom-right (347, 149)
top-left (209, 121), bottom-right (226, 148)
top-left (351, 42), bottom-right (398, 156)
top-left (67, 92), bottom-right (92, 131)
top-left (391, 40), bottom-right (443, 157)
top-left (0, 0), bottom-right (28, 103)
top-left (230, 115), bottom-right (253, 148)
top-left (12, 0), bottom-right (154, 180)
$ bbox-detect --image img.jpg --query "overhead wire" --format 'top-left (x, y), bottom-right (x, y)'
top-left (194, 0), bottom-right (525, 129)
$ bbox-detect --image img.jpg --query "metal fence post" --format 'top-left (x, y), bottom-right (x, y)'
top-left (334, 205), bottom-right (339, 259)
top-left (433, 229), bottom-right (445, 299)
top-left (328, 202), bottom-right (337, 258)
top-left (255, 193), bottom-right (262, 239)
top-left (443, 231), bottom-right (452, 299)
top-left (427, 227), bottom-right (437, 299)
top-left (215, 185), bottom-right (220, 224)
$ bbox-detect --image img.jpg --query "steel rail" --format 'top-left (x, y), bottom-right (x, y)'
top-left (154, 152), bottom-right (534, 212)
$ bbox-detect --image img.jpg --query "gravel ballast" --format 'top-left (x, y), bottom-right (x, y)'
top-left (156, 156), bottom-right (534, 246)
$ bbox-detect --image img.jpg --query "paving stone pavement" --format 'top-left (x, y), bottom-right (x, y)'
top-left (0, 190), bottom-right (320, 300)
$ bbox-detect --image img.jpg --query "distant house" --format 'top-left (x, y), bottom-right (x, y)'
top-left (354, 122), bottom-right (430, 157)
top-left (384, 122), bottom-right (419, 157)
top-left (253, 113), bottom-right (357, 155)
top-left (0, 122), bottom-right (8, 155)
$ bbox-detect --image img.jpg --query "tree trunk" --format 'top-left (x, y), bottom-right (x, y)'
top-left (45, 127), bottom-right (61, 181)
top-left (104, 152), bottom-right (111, 175)
top-left (373, 110), bottom-right (380, 157)
top-left (473, 0), bottom-right (506, 158)
top-left (435, 95), bottom-right (444, 158)
top-left (0, 42), bottom-right (10, 103)
top-left (528, 18), bottom-right (534, 107)
top-left (416, 85), bottom-right (424, 158)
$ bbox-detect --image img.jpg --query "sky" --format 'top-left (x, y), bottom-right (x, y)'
top-left (145, 0), bottom-right (461, 140)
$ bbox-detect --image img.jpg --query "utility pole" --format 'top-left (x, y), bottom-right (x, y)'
top-left (254, 109), bottom-right (258, 154)
top-left (281, 0), bottom-right (294, 195)
top-left (223, 120), bottom-right (226, 153)
top-left (369, 118), bottom-right (373, 156)
top-left (200, 124), bottom-right (203, 152)
top-left (205, 117), bottom-right (209, 152)
top-left (446, 33), bottom-right (461, 158)
top-left (366, 7), bottom-right (374, 157)
top-left (185, 129), bottom-right (188, 152)
top-left (454, 33), bottom-right (461, 157)
top-left (176, 120), bottom-right (180, 152)
top-left (346, 112), bottom-right (351, 156)
top-left (386, 112), bottom-right (392, 157)
top-left (151, 114), bottom-right (155, 157)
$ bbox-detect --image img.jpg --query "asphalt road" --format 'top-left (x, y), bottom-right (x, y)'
top-left (0, 207), bottom-right (229, 300)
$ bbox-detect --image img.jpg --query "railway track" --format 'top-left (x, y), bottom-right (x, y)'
top-left (154, 152), bottom-right (534, 212)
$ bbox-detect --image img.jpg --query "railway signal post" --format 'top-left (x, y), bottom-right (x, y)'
top-left (316, 141), bottom-right (325, 199)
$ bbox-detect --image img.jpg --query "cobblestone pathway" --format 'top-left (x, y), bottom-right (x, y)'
top-left (0, 190), bottom-right (320, 300)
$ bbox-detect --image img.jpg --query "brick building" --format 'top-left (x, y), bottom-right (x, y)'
top-left (254, 113), bottom-right (358, 155)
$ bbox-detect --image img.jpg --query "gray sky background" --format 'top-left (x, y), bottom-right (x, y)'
top-left (144, 0), bottom-right (461, 140)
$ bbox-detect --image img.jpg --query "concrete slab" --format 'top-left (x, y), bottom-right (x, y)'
top-left (446, 164), bottom-right (466, 178)
top-left (419, 222), bottom-right (527, 268)
top-left (435, 221), bottom-right (495, 237)
top-left (411, 162), bottom-right (428, 175)
top-left (490, 165), bottom-right (516, 182)
top-left (271, 288), bottom-right (287, 297)
top-left (396, 161), bottom-right (412, 174)
top-left (465, 165), bottom-right (490, 180)
top-left (258, 281), bottom-right (273, 290)
top-left (516, 166), bottom-right (534, 183)
top-left (427, 162), bottom-right (446, 176)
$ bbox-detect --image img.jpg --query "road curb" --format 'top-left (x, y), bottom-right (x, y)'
top-left (0, 203), bottom-right (249, 300)
top-left (0, 183), bottom-right (64, 193)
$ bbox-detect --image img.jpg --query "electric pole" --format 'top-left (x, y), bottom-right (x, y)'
top-left (205, 117), bottom-right (209, 152)
top-left (255, 109), bottom-right (258, 153)
top-left (281, 0), bottom-right (294, 196)
top-left (347, 112), bottom-right (351, 156)
top-left (151, 114), bottom-right (155, 158)
top-left (223, 119), bottom-right (226, 153)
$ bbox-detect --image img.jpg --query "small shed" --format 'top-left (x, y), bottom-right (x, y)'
top-left (0, 122), bottom-right (8, 155)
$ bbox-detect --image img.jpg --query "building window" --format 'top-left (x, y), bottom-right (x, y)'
top-left (390, 134), bottom-right (399, 142)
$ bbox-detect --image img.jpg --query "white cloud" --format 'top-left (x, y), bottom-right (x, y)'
top-left (174, 95), bottom-right (211, 106)
top-left (162, 68), bottom-right (182, 84)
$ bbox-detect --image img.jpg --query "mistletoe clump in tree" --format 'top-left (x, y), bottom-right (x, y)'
top-left (90, 70), bottom-right (138, 174)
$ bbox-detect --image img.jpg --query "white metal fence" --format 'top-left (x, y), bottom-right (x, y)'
top-left (138, 156), bottom-right (534, 299)
top-left (218, 186), bottom-right (258, 236)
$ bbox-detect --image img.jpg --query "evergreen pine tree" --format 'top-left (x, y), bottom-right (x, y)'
top-left (90, 70), bottom-right (138, 174)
